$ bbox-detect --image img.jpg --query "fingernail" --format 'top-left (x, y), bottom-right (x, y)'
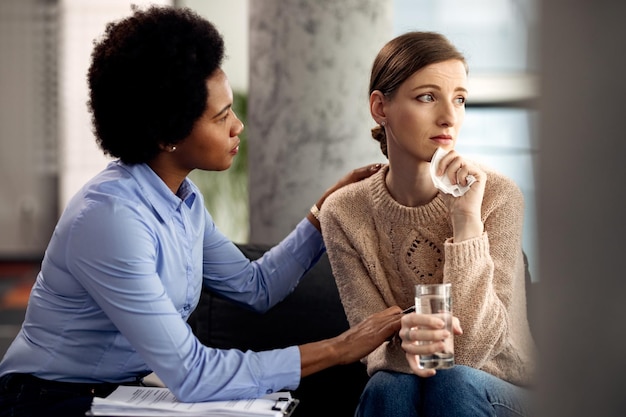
top-left (371, 163), bottom-right (382, 171)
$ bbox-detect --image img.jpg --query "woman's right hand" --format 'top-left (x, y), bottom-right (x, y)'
top-left (317, 163), bottom-right (383, 208)
top-left (299, 306), bottom-right (401, 377)
top-left (308, 163), bottom-right (384, 229)
top-left (399, 312), bottom-right (463, 377)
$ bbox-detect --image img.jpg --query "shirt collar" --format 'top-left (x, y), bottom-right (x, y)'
top-left (117, 161), bottom-right (198, 220)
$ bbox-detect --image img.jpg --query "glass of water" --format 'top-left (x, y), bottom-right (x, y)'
top-left (415, 283), bottom-right (454, 369)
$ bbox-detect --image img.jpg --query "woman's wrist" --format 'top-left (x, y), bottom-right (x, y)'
top-left (306, 195), bottom-right (328, 231)
top-left (299, 339), bottom-right (340, 377)
top-left (306, 203), bottom-right (322, 231)
top-left (451, 216), bottom-right (484, 242)
top-left (309, 204), bottom-right (320, 221)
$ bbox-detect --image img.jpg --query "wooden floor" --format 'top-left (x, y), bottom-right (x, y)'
top-left (0, 260), bottom-right (39, 358)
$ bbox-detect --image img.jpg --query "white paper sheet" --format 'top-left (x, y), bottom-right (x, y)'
top-left (88, 386), bottom-right (297, 417)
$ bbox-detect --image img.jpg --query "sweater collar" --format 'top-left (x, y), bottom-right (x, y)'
top-left (369, 165), bottom-right (448, 223)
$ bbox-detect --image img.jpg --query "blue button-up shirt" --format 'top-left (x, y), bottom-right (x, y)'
top-left (0, 161), bottom-right (325, 402)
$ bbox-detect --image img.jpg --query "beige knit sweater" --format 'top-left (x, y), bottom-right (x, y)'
top-left (320, 165), bottom-right (536, 387)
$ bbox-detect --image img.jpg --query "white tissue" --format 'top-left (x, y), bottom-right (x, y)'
top-left (429, 147), bottom-right (476, 197)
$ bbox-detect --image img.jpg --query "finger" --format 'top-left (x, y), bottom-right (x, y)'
top-left (457, 163), bottom-right (478, 186)
top-left (436, 150), bottom-right (460, 176)
top-left (353, 163), bottom-right (383, 181)
top-left (411, 358), bottom-right (437, 378)
top-left (402, 328), bottom-right (450, 349)
top-left (401, 312), bottom-right (446, 330)
top-left (405, 352), bottom-right (436, 377)
top-left (414, 367), bottom-right (437, 378)
top-left (452, 317), bottom-right (463, 335)
top-left (450, 160), bottom-right (468, 186)
top-left (355, 307), bottom-right (402, 341)
top-left (380, 305), bottom-right (403, 316)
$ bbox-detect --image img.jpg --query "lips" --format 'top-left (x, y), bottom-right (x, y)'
top-left (431, 134), bottom-right (452, 140)
top-left (431, 135), bottom-right (453, 146)
top-left (230, 140), bottom-right (240, 155)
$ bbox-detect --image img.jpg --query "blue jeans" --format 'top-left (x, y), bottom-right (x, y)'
top-left (355, 366), bottom-right (534, 417)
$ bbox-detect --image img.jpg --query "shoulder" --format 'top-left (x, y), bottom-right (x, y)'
top-left (478, 166), bottom-right (525, 224)
top-left (483, 167), bottom-right (520, 190)
top-left (65, 164), bottom-right (159, 236)
top-left (322, 167), bottom-right (384, 216)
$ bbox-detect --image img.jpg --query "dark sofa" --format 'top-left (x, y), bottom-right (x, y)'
top-left (187, 243), bottom-right (537, 417)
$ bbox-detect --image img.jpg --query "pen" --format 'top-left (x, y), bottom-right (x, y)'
top-left (402, 305), bottom-right (415, 314)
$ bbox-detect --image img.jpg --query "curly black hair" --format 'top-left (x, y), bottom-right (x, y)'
top-left (87, 5), bottom-right (225, 164)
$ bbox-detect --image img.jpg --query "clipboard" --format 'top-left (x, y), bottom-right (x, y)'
top-left (271, 396), bottom-right (299, 416)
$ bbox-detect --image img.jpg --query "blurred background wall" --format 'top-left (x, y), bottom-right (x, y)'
top-left (0, 0), bottom-right (60, 258)
top-left (0, 0), bottom-right (540, 282)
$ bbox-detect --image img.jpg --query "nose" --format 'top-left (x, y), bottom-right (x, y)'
top-left (232, 115), bottom-right (244, 136)
top-left (437, 102), bottom-right (457, 127)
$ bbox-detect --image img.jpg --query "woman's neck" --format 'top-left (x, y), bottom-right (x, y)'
top-left (148, 155), bottom-right (189, 196)
top-left (384, 163), bottom-right (438, 207)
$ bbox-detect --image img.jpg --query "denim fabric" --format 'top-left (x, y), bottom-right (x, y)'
top-left (355, 366), bottom-right (534, 417)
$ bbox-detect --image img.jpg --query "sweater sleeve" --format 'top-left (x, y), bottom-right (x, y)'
top-left (320, 188), bottom-right (408, 372)
top-left (320, 190), bottom-right (390, 328)
top-left (444, 173), bottom-right (528, 377)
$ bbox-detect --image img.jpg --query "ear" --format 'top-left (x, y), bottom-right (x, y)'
top-left (369, 90), bottom-right (387, 125)
top-left (159, 143), bottom-right (177, 153)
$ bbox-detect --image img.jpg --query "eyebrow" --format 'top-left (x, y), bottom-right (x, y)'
top-left (412, 84), bottom-right (468, 94)
top-left (211, 103), bottom-right (232, 119)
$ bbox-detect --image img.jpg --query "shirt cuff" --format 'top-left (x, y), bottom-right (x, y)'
top-left (257, 346), bottom-right (301, 394)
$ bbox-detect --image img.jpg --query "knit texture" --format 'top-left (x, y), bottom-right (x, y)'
top-left (320, 165), bottom-right (535, 386)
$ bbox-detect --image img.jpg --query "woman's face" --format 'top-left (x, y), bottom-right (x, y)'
top-left (173, 68), bottom-right (243, 172)
top-left (382, 59), bottom-right (468, 163)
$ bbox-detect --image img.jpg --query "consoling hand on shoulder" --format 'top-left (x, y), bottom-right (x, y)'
top-left (307, 163), bottom-right (383, 229)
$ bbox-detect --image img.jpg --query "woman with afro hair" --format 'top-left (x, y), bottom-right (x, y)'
top-left (0, 6), bottom-right (400, 416)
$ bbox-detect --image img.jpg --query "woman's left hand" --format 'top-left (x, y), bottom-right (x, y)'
top-left (435, 150), bottom-right (486, 242)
